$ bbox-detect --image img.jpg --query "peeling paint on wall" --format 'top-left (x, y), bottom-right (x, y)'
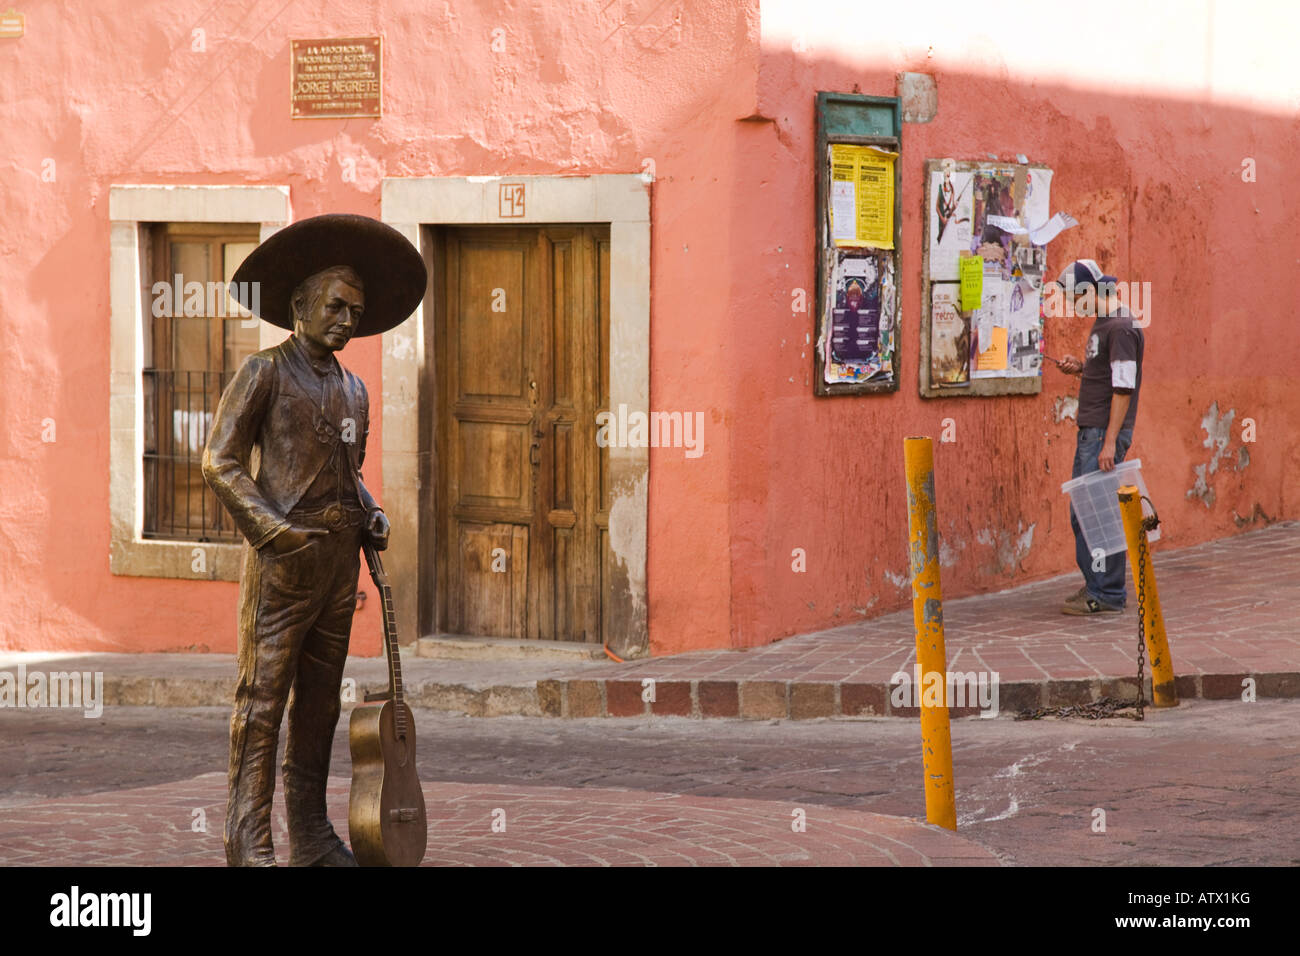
top-left (1188, 464), bottom-right (1215, 508)
top-left (882, 569), bottom-right (910, 590)
top-left (1053, 395), bottom-right (1078, 423)
top-left (1187, 401), bottom-right (1238, 508)
top-left (976, 523), bottom-right (1036, 573)
top-left (1200, 401), bottom-right (1235, 474)
top-left (608, 469), bottom-right (648, 618)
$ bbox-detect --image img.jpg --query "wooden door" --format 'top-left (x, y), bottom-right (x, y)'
top-left (435, 225), bottom-right (610, 642)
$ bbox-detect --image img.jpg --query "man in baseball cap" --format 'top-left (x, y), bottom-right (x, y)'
top-left (1052, 259), bottom-right (1145, 615)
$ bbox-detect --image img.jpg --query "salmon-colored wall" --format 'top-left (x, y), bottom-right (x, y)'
top-left (1, 1), bottom-right (1294, 656)
top-left (701, 2), bottom-right (1300, 653)
top-left (0, 0), bottom-right (759, 655)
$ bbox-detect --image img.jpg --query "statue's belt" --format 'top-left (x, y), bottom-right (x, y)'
top-left (287, 502), bottom-right (367, 532)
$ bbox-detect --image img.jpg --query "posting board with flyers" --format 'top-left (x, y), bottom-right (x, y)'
top-left (919, 158), bottom-right (1071, 398)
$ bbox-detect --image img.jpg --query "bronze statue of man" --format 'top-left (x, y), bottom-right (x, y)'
top-left (203, 214), bottom-right (426, 866)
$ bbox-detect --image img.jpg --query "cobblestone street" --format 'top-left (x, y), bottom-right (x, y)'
top-left (1, 699), bottom-right (1295, 866)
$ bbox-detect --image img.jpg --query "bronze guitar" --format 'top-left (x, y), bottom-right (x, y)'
top-left (348, 543), bottom-right (428, 867)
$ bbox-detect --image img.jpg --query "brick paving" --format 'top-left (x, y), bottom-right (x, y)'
top-left (0, 773), bottom-right (997, 867)
top-left (3, 522), bottom-right (1297, 719)
top-left (537, 521), bottom-right (1300, 717)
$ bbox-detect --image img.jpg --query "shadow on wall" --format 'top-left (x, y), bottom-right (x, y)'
top-left (707, 43), bottom-right (1298, 650)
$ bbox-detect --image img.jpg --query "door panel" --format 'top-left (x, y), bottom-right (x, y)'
top-left (436, 225), bottom-right (609, 642)
top-left (457, 246), bottom-right (527, 399)
top-left (456, 523), bottom-right (528, 637)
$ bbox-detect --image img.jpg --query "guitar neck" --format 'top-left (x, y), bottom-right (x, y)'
top-left (364, 545), bottom-right (408, 738)
top-left (379, 582), bottom-right (403, 700)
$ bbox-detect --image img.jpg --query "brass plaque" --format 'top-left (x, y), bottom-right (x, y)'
top-left (291, 36), bottom-right (382, 119)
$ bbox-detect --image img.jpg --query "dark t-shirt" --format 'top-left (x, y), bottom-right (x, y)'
top-left (1077, 306), bottom-right (1143, 430)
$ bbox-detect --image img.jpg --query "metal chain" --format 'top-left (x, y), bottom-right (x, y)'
top-left (1134, 525), bottom-right (1148, 721)
top-left (1017, 496), bottom-right (1160, 722)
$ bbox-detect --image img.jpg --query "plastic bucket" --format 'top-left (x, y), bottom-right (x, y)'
top-left (1060, 459), bottom-right (1160, 557)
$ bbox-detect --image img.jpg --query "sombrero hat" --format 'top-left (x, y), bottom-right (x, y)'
top-left (230, 213), bottom-right (426, 337)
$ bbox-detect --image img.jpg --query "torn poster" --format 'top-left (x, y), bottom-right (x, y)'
top-left (830, 144), bottom-right (896, 249)
top-left (971, 168), bottom-right (1019, 252)
top-left (1028, 211), bottom-right (1078, 245)
top-left (1003, 272), bottom-right (1044, 377)
top-left (930, 282), bottom-right (970, 386)
top-left (928, 167), bottom-right (973, 280)
top-left (971, 260), bottom-right (1009, 379)
top-left (1024, 167), bottom-right (1053, 237)
top-left (973, 326), bottom-right (1008, 372)
top-left (822, 248), bottom-right (895, 384)
top-left (985, 214), bottom-right (1028, 235)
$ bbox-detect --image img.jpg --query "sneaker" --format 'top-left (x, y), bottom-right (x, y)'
top-left (1061, 592), bottom-right (1124, 616)
top-left (1064, 585), bottom-right (1088, 602)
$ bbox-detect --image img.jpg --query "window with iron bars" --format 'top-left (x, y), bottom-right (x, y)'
top-left (142, 222), bottom-right (261, 542)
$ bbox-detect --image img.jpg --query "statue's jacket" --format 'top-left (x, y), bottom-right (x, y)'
top-left (203, 335), bottom-right (378, 550)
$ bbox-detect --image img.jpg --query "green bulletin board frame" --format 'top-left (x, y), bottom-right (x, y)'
top-left (814, 91), bottom-right (903, 396)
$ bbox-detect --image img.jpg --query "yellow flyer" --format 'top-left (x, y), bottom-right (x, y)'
top-left (829, 144), bottom-right (895, 249)
top-left (959, 255), bottom-right (984, 311)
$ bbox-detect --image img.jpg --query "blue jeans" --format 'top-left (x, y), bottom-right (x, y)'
top-left (1070, 425), bottom-right (1133, 608)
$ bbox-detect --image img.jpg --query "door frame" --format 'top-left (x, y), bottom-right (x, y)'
top-left (380, 175), bottom-right (651, 657)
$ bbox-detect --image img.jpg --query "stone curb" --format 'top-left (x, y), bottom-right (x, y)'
top-left (86, 671), bottom-right (1299, 718)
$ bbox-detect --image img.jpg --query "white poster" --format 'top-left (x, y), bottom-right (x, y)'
top-left (1003, 275), bottom-right (1044, 378)
top-left (1024, 167), bottom-right (1053, 237)
top-left (928, 168), bottom-right (973, 281)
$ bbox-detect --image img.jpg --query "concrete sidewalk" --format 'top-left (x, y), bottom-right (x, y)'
top-left (5, 522), bottom-right (1297, 719)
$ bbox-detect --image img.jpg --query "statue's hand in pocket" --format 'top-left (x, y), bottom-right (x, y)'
top-left (268, 526), bottom-right (326, 557)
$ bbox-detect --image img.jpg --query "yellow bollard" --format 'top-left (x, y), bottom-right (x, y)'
top-left (903, 436), bottom-right (957, 830)
top-left (1117, 485), bottom-right (1178, 708)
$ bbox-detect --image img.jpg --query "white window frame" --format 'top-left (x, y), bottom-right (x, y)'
top-left (108, 185), bottom-right (290, 580)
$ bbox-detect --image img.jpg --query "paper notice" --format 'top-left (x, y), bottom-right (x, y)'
top-left (974, 327), bottom-right (1008, 371)
top-left (971, 267), bottom-right (1009, 378)
top-left (985, 214), bottom-right (1027, 235)
top-left (1028, 211), bottom-right (1078, 246)
top-left (830, 180), bottom-right (856, 243)
top-left (959, 255), bottom-right (983, 312)
top-left (830, 144), bottom-right (895, 249)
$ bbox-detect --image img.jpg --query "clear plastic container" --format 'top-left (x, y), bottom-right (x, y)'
top-left (1060, 459), bottom-right (1160, 557)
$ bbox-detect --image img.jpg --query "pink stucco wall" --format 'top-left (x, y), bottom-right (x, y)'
top-left (703, 8), bottom-right (1300, 653)
top-left (1, 1), bottom-right (1294, 656)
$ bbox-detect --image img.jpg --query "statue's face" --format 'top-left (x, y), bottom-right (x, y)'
top-left (300, 277), bottom-right (364, 352)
